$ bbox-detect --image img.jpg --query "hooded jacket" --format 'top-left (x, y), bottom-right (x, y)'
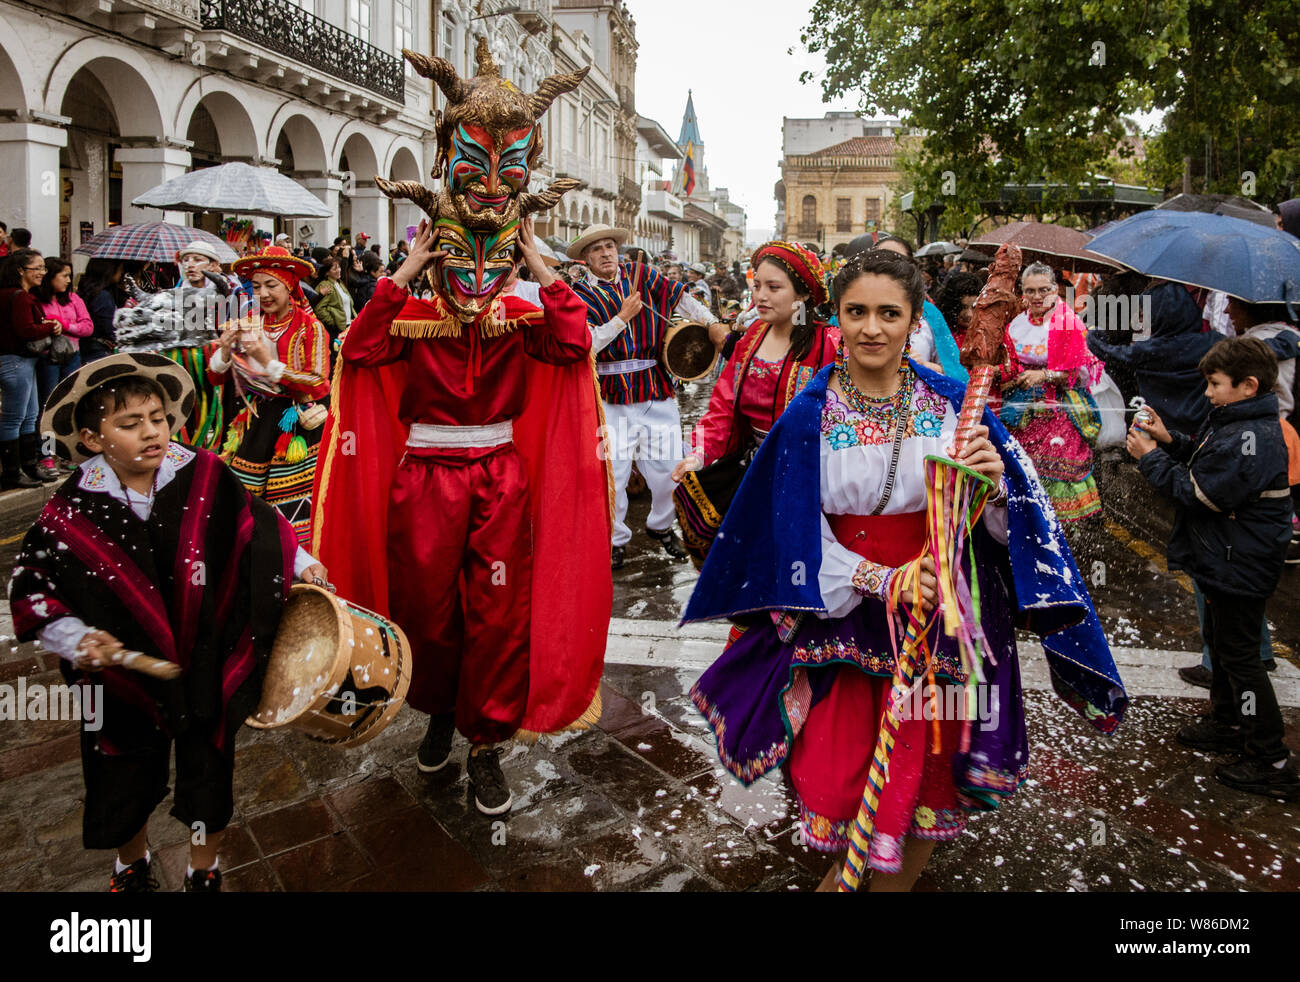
top-left (1086, 281), bottom-right (1216, 434)
top-left (1138, 392), bottom-right (1291, 596)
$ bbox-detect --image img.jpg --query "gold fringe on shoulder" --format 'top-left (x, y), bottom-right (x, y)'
top-left (390, 317), bottom-right (463, 339)
top-left (389, 298), bottom-right (539, 340)
top-left (511, 686), bottom-right (603, 744)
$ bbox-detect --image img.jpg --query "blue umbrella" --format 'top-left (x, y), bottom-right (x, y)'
top-left (1086, 209), bottom-right (1300, 311)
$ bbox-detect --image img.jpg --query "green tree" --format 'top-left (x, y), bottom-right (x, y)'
top-left (801, 0), bottom-right (1299, 229)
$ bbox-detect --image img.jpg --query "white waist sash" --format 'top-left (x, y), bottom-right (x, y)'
top-left (597, 358), bottom-right (658, 376)
top-left (407, 420), bottom-right (513, 449)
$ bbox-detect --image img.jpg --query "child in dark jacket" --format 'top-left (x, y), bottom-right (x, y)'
top-left (1128, 336), bottom-right (1298, 800)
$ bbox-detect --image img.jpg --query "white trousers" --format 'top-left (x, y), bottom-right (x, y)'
top-left (604, 397), bottom-right (683, 547)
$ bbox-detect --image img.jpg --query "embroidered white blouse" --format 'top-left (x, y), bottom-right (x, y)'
top-left (817, 380), bottom-right (1009, 619)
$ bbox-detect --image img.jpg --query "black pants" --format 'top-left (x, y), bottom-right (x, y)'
top-left (1201, 586), bottom-right (1288, 762)
top-left (80, 721), bottom-right (237, 850)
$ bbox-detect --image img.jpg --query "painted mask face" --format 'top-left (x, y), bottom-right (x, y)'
top-left (447, 121), bottom-right (537, 217)
top-left (432, 216), bottom-right (519, 320)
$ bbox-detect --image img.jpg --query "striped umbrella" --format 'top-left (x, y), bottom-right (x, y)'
top-left (74, 222), bottom-right (239, 264)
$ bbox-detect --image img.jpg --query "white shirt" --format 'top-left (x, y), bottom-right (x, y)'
top-left (817, 382), bottom-right (1008, 619)
top-left (910, 316), bottom-right (937, 365)
top-left (1246, 322), bottom-right (1300, 415)
top-left (512, 278), bottom-right (543, 307)
top-left (36, 445), bottom-right (317, 662)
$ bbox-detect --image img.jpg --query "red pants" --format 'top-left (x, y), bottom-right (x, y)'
top-left (387, 444), bottom-right (532, 744)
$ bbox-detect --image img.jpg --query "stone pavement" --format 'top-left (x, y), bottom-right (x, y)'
top-left (2, 618), bottom-right (1298, 892)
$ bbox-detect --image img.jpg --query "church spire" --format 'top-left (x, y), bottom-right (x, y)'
top-left (678, 90), bottom-right (702, 148)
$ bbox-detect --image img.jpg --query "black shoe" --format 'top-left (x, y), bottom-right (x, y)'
top-left (1175, 715), bottom-right (1244, 754)
top-left (1288, 536), bottom-right (1300, 565)
top-left (108, 858), bottom-right (159, 893)
top-left (417, 712), bottom-right (456, 773)
top-left (466, 746), bottom-right (513, 815)
top-left (1263, 658), bottom-right (1278, 672)
top-left (1214, 756), bottom-right (1300, 801)
top-left (0, 439), bottom-right (39, 490)
top-left (183, 867), bottom-right (223, 892)
top-left (1177, 664), bottom-right (1213, 689)
top-left (646, 526), bottom-right (687, 561)
top-left (611, 545), bottom-right (626, 570)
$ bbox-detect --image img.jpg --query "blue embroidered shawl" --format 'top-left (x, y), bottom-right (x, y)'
top-left (681, 361), bottom-right (1128, 732)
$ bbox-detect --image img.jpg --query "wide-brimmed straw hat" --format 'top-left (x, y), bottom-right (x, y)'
top-left (40, 352), bottom-right (196, 462)
top-left (566, 224), bottom-right (631, 260)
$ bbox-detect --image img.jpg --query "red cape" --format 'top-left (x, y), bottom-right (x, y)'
top-left (311, 293), bottom-right (613, 737)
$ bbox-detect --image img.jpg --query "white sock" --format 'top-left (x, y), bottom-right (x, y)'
top-left (186, 859), bottom-right (220, 878)
top-left (115, 849), bottom-right (150, 874)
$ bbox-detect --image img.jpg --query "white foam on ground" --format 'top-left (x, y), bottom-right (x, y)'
top-left (604, 618), bottom-right (1300, 708)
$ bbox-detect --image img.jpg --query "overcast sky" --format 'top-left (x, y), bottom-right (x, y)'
top-left (625, 0), bottom-right (858, 242)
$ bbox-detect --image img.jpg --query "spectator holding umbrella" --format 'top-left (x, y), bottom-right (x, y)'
top-left (1087, 281), bottom-right (1217, 437)
top-left (0, 248), bottom-right (61, 487)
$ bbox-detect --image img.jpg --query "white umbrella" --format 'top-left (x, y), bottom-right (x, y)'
top-left (132, 161), bottom-right (333, 219)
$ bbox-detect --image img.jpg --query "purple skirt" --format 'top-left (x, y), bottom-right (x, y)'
top-left (689, 528), bottom-right (1029, 806)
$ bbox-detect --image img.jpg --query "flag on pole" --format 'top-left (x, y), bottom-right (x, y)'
top-left (681, 141), bottom-right (696, 197)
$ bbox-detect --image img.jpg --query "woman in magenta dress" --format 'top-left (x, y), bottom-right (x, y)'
top-left (672, 242), bottom-right (838, 565)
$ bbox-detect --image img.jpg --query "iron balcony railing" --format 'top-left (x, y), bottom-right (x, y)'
top-left (199, 0), bottom-right (405, 103)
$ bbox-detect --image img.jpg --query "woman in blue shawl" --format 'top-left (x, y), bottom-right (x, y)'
top-left (683, 250), bottom-right (1126, 891)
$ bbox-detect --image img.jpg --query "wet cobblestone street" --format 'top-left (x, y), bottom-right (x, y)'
top-left (1, 381), bottom-right (1298, 891)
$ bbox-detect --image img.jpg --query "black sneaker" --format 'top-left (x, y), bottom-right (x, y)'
top-left (183, 868), bottom-right (222, 892)
top-left (1214, 756), bottom-right (1300, 801)
top-left (611, 545), bottom-right (626, 570)
top-left (646, 526), bottom-right (687, 561)
top-left (1175, 715), bottom-right (1244, 754)
top-left (1177, 665), bottom-right (1213, 689)
top-left (417, 712), bottom-right (456, 773)
top-left (108, 858), bottom-right (158, 893)
top-left (1263, 658), bottom-right (1278, 672)
top-left (466, 746), bottom-right (513, 815)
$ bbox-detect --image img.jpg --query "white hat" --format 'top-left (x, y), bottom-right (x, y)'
top-left (689, 262), bottom-right (708, 274)
top-left (566, 224), bottom-right (631, 260)
top-left (274, 232), bottom-right (291, 243)
top-left (177, 241), bottom-right (221, 262)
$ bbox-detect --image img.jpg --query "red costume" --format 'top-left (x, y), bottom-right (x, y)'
top-left (311, 277), bottom-right (612, 744)
top-left (689, 320), bottom-right (840, 465)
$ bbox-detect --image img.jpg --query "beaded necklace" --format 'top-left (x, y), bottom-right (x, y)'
top-left (834, 342), bottom-right (915, 425)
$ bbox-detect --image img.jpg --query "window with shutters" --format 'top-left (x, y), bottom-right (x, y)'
top-left (799, 195), bottom-right (818, 235)
top-left (836, 198), bottom-right (852, 232)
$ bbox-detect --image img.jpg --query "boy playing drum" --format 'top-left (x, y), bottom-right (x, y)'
top-left (9, 353), bottom-right (328, 891)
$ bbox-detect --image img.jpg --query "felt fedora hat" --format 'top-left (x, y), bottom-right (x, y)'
top-left (40, 352), bottom-right (196, 463)
top-left (566, 224), bottom-right (631, 261)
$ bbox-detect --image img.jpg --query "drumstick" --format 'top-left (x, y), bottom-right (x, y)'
top-left (103, 650), bottom-right (183, 680)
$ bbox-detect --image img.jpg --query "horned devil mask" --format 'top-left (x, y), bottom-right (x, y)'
top-left (376, 39), bottom-right (588, 322)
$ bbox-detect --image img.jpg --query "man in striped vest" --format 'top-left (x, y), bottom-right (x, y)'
top-left (568, 225), bottom-right (727, 569)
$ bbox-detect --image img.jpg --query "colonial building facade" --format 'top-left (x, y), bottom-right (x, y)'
top-left (1, 0), bottom-right (448, 256)
top-left (0, 0), bottom-right (747, 265)
top-left (775, 112), bottom-right (907, 252)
